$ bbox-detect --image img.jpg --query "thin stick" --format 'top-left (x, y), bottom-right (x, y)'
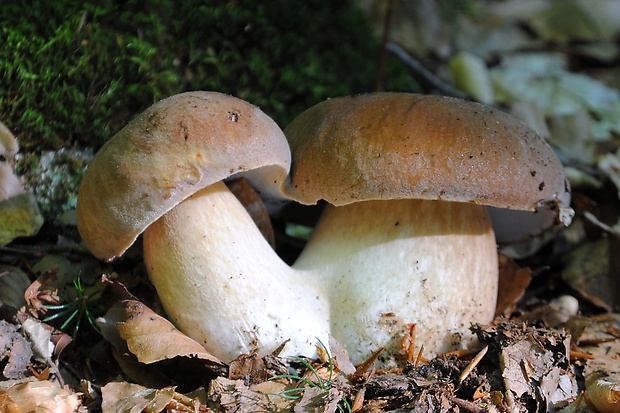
top-left (457, 345), bottom-right (488, 388)
top-left (385, 42), bottom-right (471, 99)
top-left (373, 0), bottom-right (394, 92)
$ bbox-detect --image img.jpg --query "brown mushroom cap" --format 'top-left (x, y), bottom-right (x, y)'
top-left (77, 91), bottom-right (290, 261)
top-left (284, 92), bottom-right (570, 212)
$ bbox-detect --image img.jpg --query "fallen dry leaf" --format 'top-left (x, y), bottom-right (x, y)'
top-left (501, 338), bottom-right (574, 402)
top-left (108, 347), bottom-right (175, 390)
top-left (566, 212), bottom-right (620, 310)
top-left (24, 270), bottom-right (61, 317)
top-left (20, 317), bottom-right (55, 363)
top-left (294, 385), bottom-right (343, 413)
top-left (0, 192), bottom-right (44, 246)
top-left (208, 376), bottom-right (293, 412)
top-left (477, 321), bottom-right (579, 412)
top-left (328, 335), bottom-right (356, 376)
top-left (228, 351), bottom-right (269, 385)
top-left (102, 382), bottom-right (212, 413)
top-left (0, 379), bottom-right (81, 413)
top-left (104, 300), bottom-right (224, 366)
top-left (576, 314), bottom-right (620, 378)
top-left (496, 254), bottom-right (532, 317)
top-left (0, 320), bottom-right (33, 380)
top-left (101, 382), bottom-right (176, 413)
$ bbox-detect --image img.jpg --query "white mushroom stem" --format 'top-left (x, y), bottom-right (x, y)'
top-left (143, 179), bottom-right (498, 364)
top-left (294, 199), bottom-right (498, 364)
top-left (143, 181), bottom-right (330, 362)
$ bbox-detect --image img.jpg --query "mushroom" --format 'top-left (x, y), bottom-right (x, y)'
top-left (77, 91), bottom-right (572, 366)
top-left (77, 91), bottom-right (331, 361)
top-left (0, 121), bottom-right (22, 201)
top-left (0, 121), bottom-right (43, 245)
top-left (282, 92), bottom-right (572, 363)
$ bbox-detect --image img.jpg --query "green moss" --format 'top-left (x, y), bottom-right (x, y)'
top-left (1, 1), bottom-right (178, 150)
top-left (0, 0), bottom-right (379, 152)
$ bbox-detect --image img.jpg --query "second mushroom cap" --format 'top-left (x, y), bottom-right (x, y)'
top-left (283, 92), bottom-right (571, 214)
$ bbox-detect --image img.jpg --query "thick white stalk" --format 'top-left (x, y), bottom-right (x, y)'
top-left (144, 182), bottom-right (498, 365)
top-left (294, 199), bottom-right (498, 364)
top-left (143, 181), bottom-right (330, 362)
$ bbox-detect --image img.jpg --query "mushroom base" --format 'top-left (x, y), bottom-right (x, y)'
top-left (294, 199), bottom-right (498, 365)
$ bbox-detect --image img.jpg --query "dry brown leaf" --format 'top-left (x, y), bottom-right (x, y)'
top-left (109, 347), bottom-right (173, 390)
top-left (250, 380), bottom-right (295, 410)
top-left (112, 300), bottom-right (223, 365)
top-left (496, 254), bottom-right (532, 317)
top-left (328, 335), bottom-right (356, 376)
top-left (101, 382), bottom-right (175, 413)
top-left (228, 351), bottom-right (269, 385)
top-left (0, 320), bottom-right (33, 380)
top-left (476, 322), bottom-right (579, 412)
top-left (350, 387), bottom-right (365, 412)
top-left (294, 386), bottom-right (342, 413)
top-left (0, 379), bottom-right (81, 413)
top-left (500, 329), bottom-right (578, 411)
top-left (578, 314), bottom-right (620, 377)
top-left (24, 271), bottom-right (61, 317)
top-left (208, 376), bottom-right (293, 412)
top-left (563, 237), bottom-right (615, 311)
top-left (101, 382), bottom-right (211, 413)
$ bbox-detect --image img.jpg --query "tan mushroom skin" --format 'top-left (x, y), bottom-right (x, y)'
top-left (77, 91), bottom-right (572, 365)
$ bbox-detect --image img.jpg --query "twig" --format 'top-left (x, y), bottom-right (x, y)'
top-left (457, 345), bottom-right (488, 389)
top-left (373, 0), bottom-right (394, 92)
top-left (351, 387), bottom-right (365, 412)
top-left (0, 244), bottom-right (92, 259)
top-left (385, 42), bottom-right (471, 99)
top-left (450, 396), bottom-right (486, 413)
top-left (349, 347), bottom-right (383, 382)
top-left (414, 345), bottom-right (425, 368)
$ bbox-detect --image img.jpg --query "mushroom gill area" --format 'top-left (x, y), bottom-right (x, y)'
top-left (142, 180), bottom-right (498, 365)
